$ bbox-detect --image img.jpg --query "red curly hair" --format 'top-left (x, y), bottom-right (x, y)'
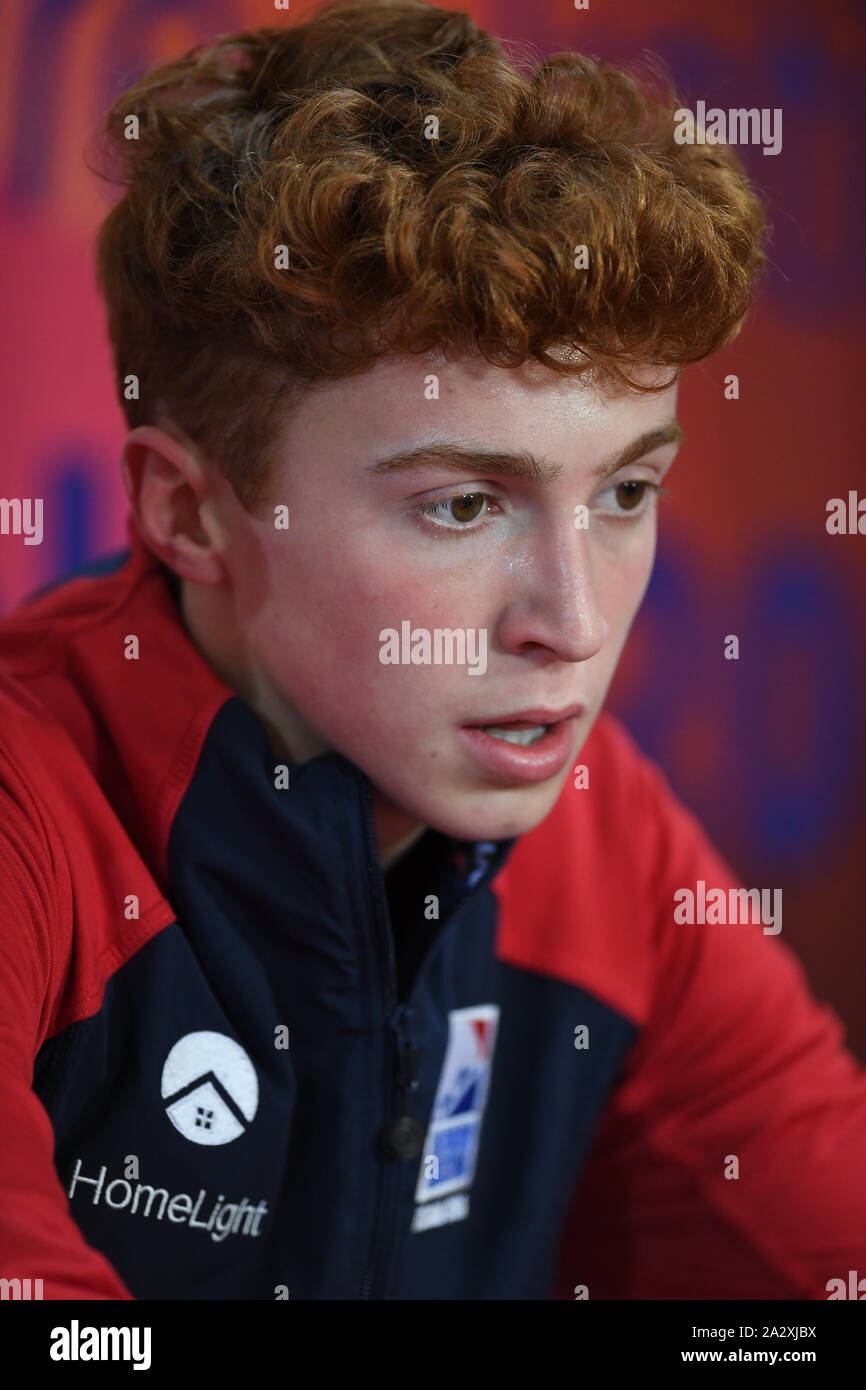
top-left (93, 0), bottom-right (767, 509)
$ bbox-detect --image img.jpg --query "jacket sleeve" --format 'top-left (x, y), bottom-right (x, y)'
top-left (554, 753), bottom-right (866, 1300)
top-left (0, 782), bottom-right (134, 1299)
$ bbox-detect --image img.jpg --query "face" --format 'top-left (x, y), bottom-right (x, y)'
top-left (175, 352), bottom-right (682, 853)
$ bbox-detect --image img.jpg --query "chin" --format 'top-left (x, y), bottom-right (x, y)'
top-left (414, 780), bottom-right (565, 845)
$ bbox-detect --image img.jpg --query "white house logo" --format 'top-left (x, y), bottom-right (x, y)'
top-left (161, 1031), bottom-right (258, 1145)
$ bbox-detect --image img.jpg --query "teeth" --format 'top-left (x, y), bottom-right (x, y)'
top-left (482, 725), bottom-right (548, 746)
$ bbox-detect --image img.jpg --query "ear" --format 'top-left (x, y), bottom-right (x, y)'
top-left (120, 424), bottom-right (226, 585)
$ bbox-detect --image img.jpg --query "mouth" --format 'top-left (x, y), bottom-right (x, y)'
top-left (478, 721), bottom-right (551, 747)
top-left (459, 706), bottom-right (585, 783)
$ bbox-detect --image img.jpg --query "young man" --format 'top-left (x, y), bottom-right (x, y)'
top-left (1, 0), bottom-right (864, 1300)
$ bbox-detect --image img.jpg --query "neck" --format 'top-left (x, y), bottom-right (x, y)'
top-left (376, 807), bottom-right (426, 871)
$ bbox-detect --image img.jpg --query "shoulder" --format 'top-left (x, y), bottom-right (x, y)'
top-left (0, 666), bottom-right (173, 1042)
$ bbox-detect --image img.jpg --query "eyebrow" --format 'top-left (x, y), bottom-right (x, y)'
top-left (367, 422), bottom-right (684, 486)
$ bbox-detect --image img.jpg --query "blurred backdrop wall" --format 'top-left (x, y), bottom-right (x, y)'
top-left (1, 0), bottom-right (864, 1055)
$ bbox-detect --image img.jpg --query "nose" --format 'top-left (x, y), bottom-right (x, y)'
top-left (494, 523), bottom-right (608, 664)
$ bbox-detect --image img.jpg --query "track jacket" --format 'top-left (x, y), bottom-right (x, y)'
top-left (1, 517), bottom-right (865, 1301)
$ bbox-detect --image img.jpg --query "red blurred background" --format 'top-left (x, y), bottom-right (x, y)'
top-left (1, 0), bottom-right (864, 1054)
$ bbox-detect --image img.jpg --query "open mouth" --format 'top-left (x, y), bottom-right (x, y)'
top-left (459, 707), bottom-right (585, 783)
top-left (479, 722), bottom-right (549, 747)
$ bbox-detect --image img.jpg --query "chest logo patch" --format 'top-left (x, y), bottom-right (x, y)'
top-left (412, 1004), bottom-right (500, 1229)
top-left (161, 1031), bottom-right (259, 1146)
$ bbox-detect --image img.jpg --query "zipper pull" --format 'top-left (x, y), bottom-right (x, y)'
top-left (378, 1012), bottom-right (424, 1162)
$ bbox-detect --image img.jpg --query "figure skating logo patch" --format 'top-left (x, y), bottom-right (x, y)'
top-left (412, 1004), bottom-right (500, 1232)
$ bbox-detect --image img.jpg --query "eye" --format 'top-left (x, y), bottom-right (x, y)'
top-left (616, 480), bottom-right (650, 512)
top-left (445, 493), bottom-right (487, 523)
top-left (597, 479), bottom-right (663, 517)
top-left (412, 490), bottom-right (498, 535)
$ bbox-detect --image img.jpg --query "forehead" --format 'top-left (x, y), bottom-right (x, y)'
top-left (284, 351), bottom-right (680, 467)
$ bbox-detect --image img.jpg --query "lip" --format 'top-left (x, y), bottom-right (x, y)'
top-left (458, 706), bottom-right (585, 784)
top-left (466, 704), bottom-right (586, 727)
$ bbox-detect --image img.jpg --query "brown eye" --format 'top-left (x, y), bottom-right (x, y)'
top-left (449, 493), bottom-right (486, 523)
top-left (615, 481), bottom-right (647, 511)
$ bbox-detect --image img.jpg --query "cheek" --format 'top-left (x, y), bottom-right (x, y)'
top-left (247, 540), bottom-right (463, 726)
top-left (596, 530), bottom-right (656, 629)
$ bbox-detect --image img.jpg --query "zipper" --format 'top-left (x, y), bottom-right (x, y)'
top-left (358, 782), bottom-right (423, 1300)
top-left (383, 1003), bottom-right (422, 1157)
top-left (392, 1005), bottom-right (421, 1120)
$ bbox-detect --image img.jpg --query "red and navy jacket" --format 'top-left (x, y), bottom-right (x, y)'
top-left (1, 516), bottom-right (865, 1301)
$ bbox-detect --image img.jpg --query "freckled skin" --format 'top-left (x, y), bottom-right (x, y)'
top-left (121, 351), bottom-right (681, 865)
